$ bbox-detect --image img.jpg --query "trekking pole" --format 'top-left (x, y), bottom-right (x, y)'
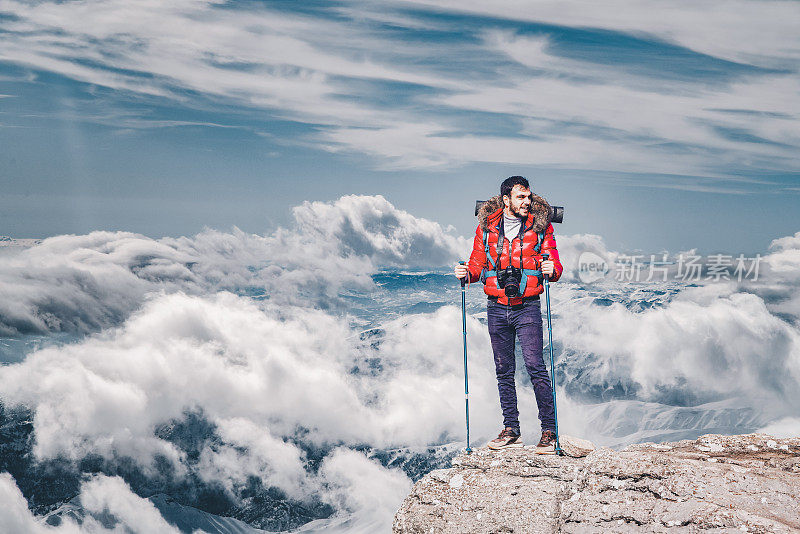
top-left (459, 261), bottom-right (472, 454)
top-left (541, 253), bottom-right (563, 456)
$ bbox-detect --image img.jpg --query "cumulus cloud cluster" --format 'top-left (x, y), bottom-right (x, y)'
top-left (2, 223), bottom-right (797, 456)
top-left (0, 194), bottom-right (465, 335)
top-left (758, 231), bottom-right (800, 325)
top-left (544, 230), bottom-right (800, 445)
top-left (0, 292), bottom-right (493, 530)
top-left (3, 230), bottom-right (799, 474)
top-left (0, 293), bottom-right (500, 461)
top-left (556, 285), bottom-right (800, 403)
top-left (0, 202), bottom-right (797, 530)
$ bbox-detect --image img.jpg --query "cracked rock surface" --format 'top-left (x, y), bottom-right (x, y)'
top-left (392, 434), bottom-right (800, 533)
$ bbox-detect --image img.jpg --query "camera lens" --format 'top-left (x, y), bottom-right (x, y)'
top-left (504, 281), bottom-right (520, 297)
top-left (502, 266), bottom-right (522, 297)
top-left (496, 266), bottom-right (521, 296)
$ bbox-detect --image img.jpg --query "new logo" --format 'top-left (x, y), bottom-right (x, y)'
top-left (577, 251), bottom-right (609, 284)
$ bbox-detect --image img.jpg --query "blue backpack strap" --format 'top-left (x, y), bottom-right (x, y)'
top-left (518, 268), bottom-right (541, 294)
top-left (533, 230), bottom-right (545, 253)
top-left (483, 228), bottom-right (495, 268)
top-left (518, 230), bottom-right (546, 294)
top-left (481, 228), bottom-right (496, 281)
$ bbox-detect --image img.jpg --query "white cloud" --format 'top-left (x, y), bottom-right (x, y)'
top-left (757, 416), bottom-right (800, 438)
top-left (431, 33), bottom-right (799, 168)
top-left (0, 0), bottom-right (796, 178)
top-left (0, 297), bottom-right (485, 526)
top-left (0, 293), bottom-right (501, 462)
top-left (758, 231), bottom-right (800, 326)
top-left (2, 229), bottom-right (798, 462)
top-left (0, 0), bottom-right (452, 126)
top-left (545, 230), bottom-right (800, 412)
top-left (291, 194), bottom-right (467, 266)
top-left (79, 475), bottom-right (181, 534)
top-left (563, 288), bottom-right (800, 399)
top-left (0, 293), bottom-right (496, 529)
top-left (3, 232), bottom-right (799, 467)
top-left (0, 194), bottom-right (465, 335)
top-left (196, 417), bottom-right (310, 499)
top-left (317, 448), bottom-right (412, 532)
top-left (397, 0), bottom-right (800, 68)
top-left (0, 472), bottom-right (67, 534)
top-left (1, 229), bottom-right (799, 531)
top-left (0, 472), bottom-right (180, 533)
top-left (767, 230), bottom-right (800, 271)
top-left (320, 26), bottom-right (798, 173)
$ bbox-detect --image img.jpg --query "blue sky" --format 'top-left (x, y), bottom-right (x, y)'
top-left (1, 0), bottom-right (798, 254)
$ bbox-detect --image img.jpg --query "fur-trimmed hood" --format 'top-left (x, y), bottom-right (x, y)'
top-left (478, 193), bottom-right (553, 233)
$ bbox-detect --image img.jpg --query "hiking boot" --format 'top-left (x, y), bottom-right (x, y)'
top-left (487, 427), bottom-right (523, 450)
top-left (535, 430), bottom-right (557, 454)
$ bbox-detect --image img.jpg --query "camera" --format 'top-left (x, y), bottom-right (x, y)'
top-left (496, 265), bottom-right (522, 297)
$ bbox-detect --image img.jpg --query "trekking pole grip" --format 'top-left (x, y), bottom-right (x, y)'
top-left (541, 253), bottom-right (551, 282)
top-left (459, 261), bottom-right (466, 287)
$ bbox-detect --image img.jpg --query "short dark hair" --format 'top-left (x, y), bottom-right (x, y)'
top-left (501, 176), bottom-right (530, 198)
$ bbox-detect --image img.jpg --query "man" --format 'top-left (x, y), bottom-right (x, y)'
top-left (454, 176), bottom-right (563, 453)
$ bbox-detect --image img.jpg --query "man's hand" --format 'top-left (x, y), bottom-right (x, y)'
top-left (541, 260), bottom-right (555, 277)
top-left (454, 262), bottom-right (469, 280)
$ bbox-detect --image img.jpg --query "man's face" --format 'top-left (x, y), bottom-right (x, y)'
top-left (504, 185), bottom-right (532, 218)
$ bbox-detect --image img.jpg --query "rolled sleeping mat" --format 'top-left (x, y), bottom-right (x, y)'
top-left (474, 200), bottom-right (564, 223)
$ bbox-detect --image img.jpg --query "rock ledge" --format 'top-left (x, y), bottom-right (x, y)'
top-left (392, 433), bottom-right (800, 533)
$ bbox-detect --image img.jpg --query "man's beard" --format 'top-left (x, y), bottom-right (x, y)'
top-left (511, 204), bottom-right (529, 218)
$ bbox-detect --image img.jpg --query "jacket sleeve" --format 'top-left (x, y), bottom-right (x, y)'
top-left (541, 223), bottom-right (564, 282)
top-left (466, 225), bottom-right (485, 283)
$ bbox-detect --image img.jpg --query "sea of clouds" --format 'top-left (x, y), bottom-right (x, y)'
top-left (0, 195), bottom-right (468, 337)
top-left (0, 195), bottom-right (798, 532)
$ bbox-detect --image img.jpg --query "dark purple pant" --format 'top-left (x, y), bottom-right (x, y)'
top-left (487, 298), bottom-right (555, 434)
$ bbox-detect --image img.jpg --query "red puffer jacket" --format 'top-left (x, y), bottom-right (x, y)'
top-left (466, 194), bottom-right (563, 305)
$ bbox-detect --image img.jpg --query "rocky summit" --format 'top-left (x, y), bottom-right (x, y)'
top-left (392, 434), bottom-right (800, 533)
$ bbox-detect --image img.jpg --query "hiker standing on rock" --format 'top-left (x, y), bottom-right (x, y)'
top-left (454, 176), bottom-right (563, 453)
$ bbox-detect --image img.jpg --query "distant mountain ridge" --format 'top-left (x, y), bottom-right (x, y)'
top-left (0, 236), bottom-right (41, 247)
top-left (44, 492), bottom-right (269, 533)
